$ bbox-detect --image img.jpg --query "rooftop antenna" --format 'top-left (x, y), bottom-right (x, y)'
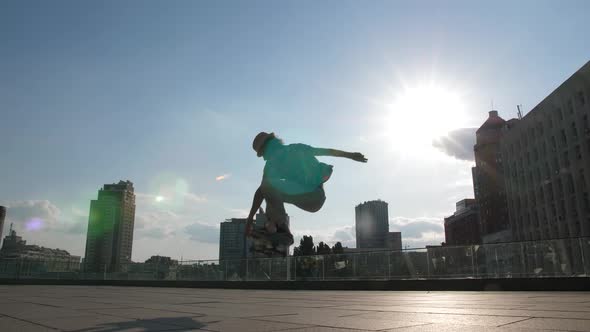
top-left (517, 104), bottom-right (523, 120)
top-left (491, 99), bottom-right (494, 110)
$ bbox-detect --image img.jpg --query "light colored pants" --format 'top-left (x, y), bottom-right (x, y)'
top-left (260, 184), bottom-right (326, 246)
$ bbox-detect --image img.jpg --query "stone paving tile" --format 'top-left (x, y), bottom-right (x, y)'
top-left (276, 327), bottom-right (375, 332)
top-left (190, 305), bottom-right (297, 318)
top-left (85, 307), bottom-right (206, 320)
top-left (0, 303), bottom-right (97, 320)
top-left (330, 305), bottom-right (590, 320)
top-left (250, 315), bottom-right (428, 331)
top-left (247, 300), bottom-right (346, 308)
top-left (381, 322), bottom-right (563, 332)
top-left (0, 315), bottom-right (58, 332)
top-left (179, 302), bottom-right (363, 317)
top-left (39, 315), bottom-right (198, 331)
top-left (2, 287), bottom-right (590, 331)
top-left (202, 317), bottom-right (312, 332)
top-left (355, 311), bottom-right (528, 327)
top-left (505, 317), bottom-right (590, 332)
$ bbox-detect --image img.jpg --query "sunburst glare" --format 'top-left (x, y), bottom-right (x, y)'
top-left (383, 81), bottom-right (468, 154)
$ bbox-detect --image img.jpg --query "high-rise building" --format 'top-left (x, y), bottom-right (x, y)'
top-left (385, 231), bottom-right (402, 251)
top-left (219, 210), bottom-right (291, 260)
top-left (84, 180), bottom-right (136, 272)
top-left (444, 199), bottom-right (481, 245)
top-left (219, 218), bottom-right (248, 261)
top-left (473, 111), bottom-right (513, 243)
top-left (0, 206), bottom-right (5, 247)
top-left (501, 61), bottom-right (590, 242)
top-left (355, 200), bottom-right (390, 248)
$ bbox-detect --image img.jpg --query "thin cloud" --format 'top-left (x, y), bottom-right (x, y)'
top-left (389, 216), bottom-right (445, 248)
top-left (432, 127), bottom-right (477, 161)
top-left (184, 192), bottom-right (207, 204)
top-left (227, 208), bottom-right (249, 218)
top-left (184, 222), bottom-right (219, 244)
top-left (293, 225), bottom-right (357, 249)
top-left (135, 210), bottom-right (180, 239)
top-left (0, 200), bottom-right (61, 231)
top-left (136, 191), bottom-right (207, 205)
top-left (293, 216), bottom-right (445, 250)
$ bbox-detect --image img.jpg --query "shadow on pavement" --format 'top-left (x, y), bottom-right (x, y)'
top-left (71, 316), bottom-right (211, 331)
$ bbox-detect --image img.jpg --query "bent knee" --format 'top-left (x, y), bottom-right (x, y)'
top-left (307, 205), bottom-right (322, 213)
top-left (303, 197), bottom-right (325, 213)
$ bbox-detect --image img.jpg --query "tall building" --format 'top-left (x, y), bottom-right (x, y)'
top-left (84, 180), bottom-right (136, 272)
top-left (501, 61), bottom-right (590, 241)
top-left (219, 218), bottom-right (248, 261)
top-left (444, 199), bottom-right (481, 245)
top-left (355, 200), bottom-right (390, 248)
top-left (0, 206), bottom-right (5, 247)
top-left (385, 232), bottom-right (402, 251)
top-left (219, 210), bottom-right (291, 260)
top-left (472, 111), bottom-right (512, 243)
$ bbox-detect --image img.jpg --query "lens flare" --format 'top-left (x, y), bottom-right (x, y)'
top-left (25, 218), bottom-right (44, 231)
top-left (216, 174), bottom-right (231, 181)
top-left (148, 173), bottom-right (191, 209)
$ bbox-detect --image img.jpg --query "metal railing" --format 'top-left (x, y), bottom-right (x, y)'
top-left (1, 237), bottom-right (589, 281)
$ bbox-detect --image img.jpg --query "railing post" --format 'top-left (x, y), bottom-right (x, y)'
top-left (579, 238), bottom-right (586, 276)
top-left (387, 252), bottom-right (391, 280)
top-left (18, 258), bottom-right (23, 280)
top-left (494, 248), bottom-right (499, 277)
top-left (426, 250), bottom-right (430, 277)
top-left (520, 242), bottom-right (526, 277)
top-left (286, 256), bottom-right (290, 281)
top-left (471, 246), bottom-right (475, 278)
top-left (322, 257), bottom-right (325, 281)
top-left (245, 258), bottom-right (249, 281)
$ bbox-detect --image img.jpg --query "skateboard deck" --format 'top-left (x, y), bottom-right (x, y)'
top-left (249, 229), bottom-right (291, 257)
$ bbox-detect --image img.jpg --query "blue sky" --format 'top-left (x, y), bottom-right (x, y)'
top-left (1, 1), bottom-right (589, 261)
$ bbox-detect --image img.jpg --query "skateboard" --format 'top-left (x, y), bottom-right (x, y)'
top-left (249, 229), bottom-right (293, 257)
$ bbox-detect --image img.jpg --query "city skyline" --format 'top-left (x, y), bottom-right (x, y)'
top-left (2, 1), bottom-right (590, 261)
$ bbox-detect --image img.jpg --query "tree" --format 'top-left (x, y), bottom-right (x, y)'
top-left (293, 235), bottom-right (316, 256)
top-left (316, 242), bottom-right (331, 255)
top-left (144, 255), bottom-right (178, 280)
top-left (331, 242), bottom-right (344, 254)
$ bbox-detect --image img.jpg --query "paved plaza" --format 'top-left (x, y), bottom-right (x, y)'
top-left (0, 286), bottom-right (589, 331)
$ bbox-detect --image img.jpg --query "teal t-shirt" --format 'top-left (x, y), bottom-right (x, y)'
top-left (263, 143), bottom-right (333, 195)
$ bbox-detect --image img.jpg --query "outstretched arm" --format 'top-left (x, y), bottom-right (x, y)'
top-left (245, 186), bottom-right (264, 235)
top-left (313, 148), bottom-right (367, 162)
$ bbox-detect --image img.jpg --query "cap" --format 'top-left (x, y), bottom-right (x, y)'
top-left (252, 132), bottom-right (275, 157)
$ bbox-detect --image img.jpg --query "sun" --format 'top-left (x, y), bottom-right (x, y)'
top-left (385, 82), bottom-right (466, 152)
top-left (155, 195), bottom-right (165, 202)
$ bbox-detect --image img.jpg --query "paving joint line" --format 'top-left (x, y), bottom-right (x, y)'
top-left (377, 322), bottom-right (434, 331)
top-left (0, 312), bottom-right (61, 331)
top-left (242, 313), bottom-right (299, 319)
top-left (20, 301), bottom-right (63, 308)
top-left (496, 317), bottom-right (534, 327)
top-left (269, 324), bottom-right (375, 332)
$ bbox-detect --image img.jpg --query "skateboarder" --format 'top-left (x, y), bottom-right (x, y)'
top-left (245, 132), bottom-right (367, 255)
